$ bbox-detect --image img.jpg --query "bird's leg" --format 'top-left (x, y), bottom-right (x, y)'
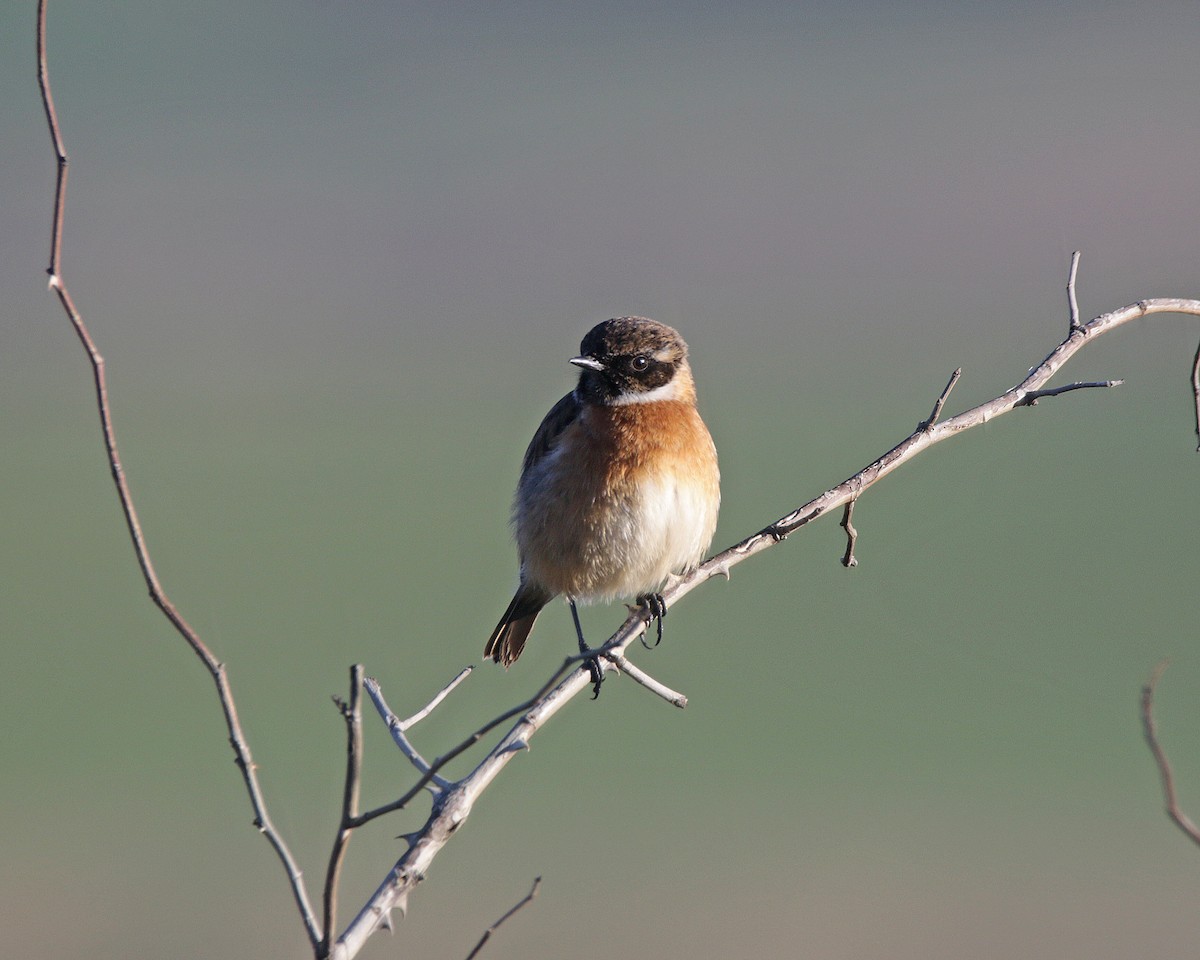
top-left (569, 599), bottom-right (604, 698)
top-left (636, 592), bottom-right (667, 649)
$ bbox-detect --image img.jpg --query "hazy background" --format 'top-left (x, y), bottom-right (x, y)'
top-left (4, 2), bottom-right (1200, 958)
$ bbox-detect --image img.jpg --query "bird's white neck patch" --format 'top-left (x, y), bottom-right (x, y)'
top-left (608, 377), bottom-right (685, 406)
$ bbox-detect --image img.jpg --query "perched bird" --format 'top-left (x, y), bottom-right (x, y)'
top-left (485, 317), bottom-right (720, 694)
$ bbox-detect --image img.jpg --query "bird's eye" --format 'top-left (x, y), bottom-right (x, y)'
top-left (630, 355), bottom-right (649, 371)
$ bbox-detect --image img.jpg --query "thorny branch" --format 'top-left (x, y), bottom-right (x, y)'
top-left (35, 6), bottom-right (1200, 959)
top-left (330, 272), bottom-right (1200, 958)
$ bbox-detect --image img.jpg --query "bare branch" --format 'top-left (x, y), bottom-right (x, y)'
top-left (404, 666), bottom-right (474, 728)
top-left (333, 667), bottom-right (591, 959)
top-left (35, 2), bottom-right (321, 948)
top-left (1015, 379), bottom-right (1124, 406)
top-left (1067, 250), bottom-right (1082, 332)
top-left (1140, 661), bottom-right (1200, 848)
top-left (463, 877), bottom-right (542, 960)
top-left (362, 675), bottom-right (448, 784)
top-left (332, 290), bottom-right (1200, 955)
top-left (921, 367), bottom-right (962, 431)
top-left (322, 666), bottom-right (366, 956)
top-left (1191, 339), bottom-right (1200, 452)
top-left (665, 297), bottom-right (1200, 620)
top-left (840, 499), bottom-right (859, 568)
top-left (350, 664), bottom-right (573, 831)
top-left (604, 653), bottom-right (688, 708)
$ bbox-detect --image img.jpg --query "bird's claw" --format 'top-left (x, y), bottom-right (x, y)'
top-left (637, 593), bottom-right (667, 649)
top-left (584, 655), bottom-right (604, 698)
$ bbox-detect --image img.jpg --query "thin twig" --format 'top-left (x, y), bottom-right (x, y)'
top-left (1191, 340), bottom-right (1200, 452)
top-left (35, 2), bottom-right (321, 949)
top-left (363, 676), bottom-right (447, 782)
top-left (840, 499), bottom-right (859, 568)
top-left (323, 665), bottom-right (366, 956)
top-left (403, 666), bottom-right (474, 728)
top-left (1068, 250), bottom-right (1082, 332)
top-left (463, 877), bottom-right (542, 960)
top-left (350, 663), bottom-right (575, 830)
top-left (921, 368), bottom-right (962, 431)
top-left (1016, 379), bottom-right (1124, 406)
top-left (1140, 661), bottom-right (1200, 848)
top-left (605, 653), bottom-right (688, 707)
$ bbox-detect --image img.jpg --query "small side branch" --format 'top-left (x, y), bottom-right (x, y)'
top-left (605, 653), bottom-right (688, 708)
top-left (463, 877), bottom-right (542, 960)
top-left (363, 670), bottom-right (473, 785)
top-left (1140, 661), bottom-right (1200, 848)
top-left (1068, 250), bottom-right (1083, 333)
top-left (322, 665), bottom-right (366, 955)
top-left (921, 368), bottom-right (962, 431)
top-left (404, 666), bottom-right (473, 727)
top-left (840, 500), bottom-right (859, 568)
top-left (351, 666), bottom-right (571, 830)
top-left (1191, 340), bottom-right (1200, 452)
top-left (1016, 380), bottom-right (1124, 406)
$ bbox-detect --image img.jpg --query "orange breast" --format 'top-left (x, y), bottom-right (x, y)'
top-left (515, 401), bottom-right (719, 601)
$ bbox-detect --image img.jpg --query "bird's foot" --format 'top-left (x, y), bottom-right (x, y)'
top-left (582, 654), bottom-right (605, 698)
top-left (569, 599), bottom-right (605, 698)
top-left (636, 593), bottom-right (667, 649)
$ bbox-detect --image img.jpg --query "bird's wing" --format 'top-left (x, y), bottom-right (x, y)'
top-left (521, 391), bottom-right (580, 475)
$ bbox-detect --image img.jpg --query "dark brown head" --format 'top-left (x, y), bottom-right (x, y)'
top-left (570, 317), bottom-right (694, 406)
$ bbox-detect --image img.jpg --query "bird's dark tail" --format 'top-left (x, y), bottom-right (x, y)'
top-left (485, 584), bottom-right (552, 666)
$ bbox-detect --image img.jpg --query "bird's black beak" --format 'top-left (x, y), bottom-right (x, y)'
top-left (569, 356), bottom-right (604, 372)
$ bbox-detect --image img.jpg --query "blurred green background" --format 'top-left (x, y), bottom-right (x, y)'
top-left (4, 2), bottom-right (1200, 958)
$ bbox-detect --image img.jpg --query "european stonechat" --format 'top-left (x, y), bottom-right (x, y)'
top-left (485, 317), bottom-right (720, 694)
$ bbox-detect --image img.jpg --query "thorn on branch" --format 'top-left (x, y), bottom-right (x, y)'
top-left (920, 368), bottom-right (962, 432)
top-left (840, 499), bottom-right (859, 568)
